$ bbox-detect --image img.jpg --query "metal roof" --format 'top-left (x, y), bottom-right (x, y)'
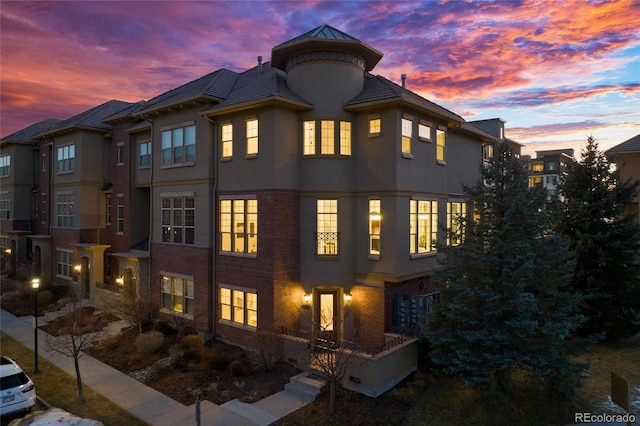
top-left (606, 134), bottom-right (640, 154)
top-left (1, 118), bottom-right (63, 144)
top-left (37, 100), bottom-right (136, 138)
top-left (276, 24), bottom-right (359, 46)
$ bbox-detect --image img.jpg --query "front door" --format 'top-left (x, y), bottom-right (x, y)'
top-left (315, 290), bottom-right (338, 340)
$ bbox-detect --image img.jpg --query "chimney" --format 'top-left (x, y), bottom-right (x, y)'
top-left (258, 56), bottom-right (263, 73)
top-left (401, 73), bottom-right (406, 88)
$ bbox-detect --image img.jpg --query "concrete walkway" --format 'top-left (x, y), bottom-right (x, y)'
top-left (0, 309), bottom-right (313, 425)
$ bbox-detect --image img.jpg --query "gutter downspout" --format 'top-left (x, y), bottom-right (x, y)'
top-left (204, 114), bottom-right (217, 338)
top-left (145, 117), bottom-right (155, 322)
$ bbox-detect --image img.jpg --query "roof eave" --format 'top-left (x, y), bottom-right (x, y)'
top-left (137, 95), bottom-right (223, 117)
top-left (37, 124), bottom-right (109, 139)
top-left (202, 96), bottom-right (313, 117)
top-left (344, 95), bottom-right (464, 126)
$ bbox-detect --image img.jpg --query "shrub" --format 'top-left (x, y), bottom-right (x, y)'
top-left (229, 359), bottom-right (247, 376)
top-left (179, 334), bottom-right (205, 361)
top-left (208, 352), bottom-right (232, 371)
top-left (98, 332), bottom-right (122, 352)
top-left (136, 330), bottom-right (165, 355)
top-left (36, 290), bottom-right (53, 307)
top-left (178, 324), bottom-right (198, 338)
top-left (154, 320), bottom-right (178, 336)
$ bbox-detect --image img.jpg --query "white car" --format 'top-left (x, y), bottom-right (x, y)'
top-left (0, 356), bottom-right (36, 416)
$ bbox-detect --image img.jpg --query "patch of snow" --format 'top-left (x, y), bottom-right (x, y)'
top-left (16, 408), bottom-right (103, 426)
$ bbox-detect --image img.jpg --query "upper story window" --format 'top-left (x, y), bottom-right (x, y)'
top-left (547, 161), bottom-right (558, 172)
top-left (161, 195), bottom-right (195, 244)
top-left (117, 196), bottom-right (124, 233)
top-left (246, 119), bottom-right (258, 156)
top-left (221, 123), bottom-right (233, 159)
top-left (483, 143), bottom-right (494, 162)
top-left (369, 115), bottom-right (381, 137)
top-left (139, 141), bottom-right (151, 168)
top-left (303, 120), bottom-right (352, 156)
top-left (56, 249), bottom-right (73, 279)
top-left (0, 193), bottom-right (10, 220)
top-left (340, 122), bottom-right (352, 155)
top-left (41, 194), bottom-right (46, 223)
top-left (161, 124), bottom-right (195, 166)
top-left (0, 155), bottom-right (10, 177)
top-left (410, 199), bottom-right (438, 255)
top-left (419, 120), bottom-right (432, 142)
top-left (161, 274), bottom-right (194, 316)
top-left (220, 198), bottom-right (257, 254)
top-left (220, 286), bottom-right (257, 328)
top-left (447, 201), bottom-right (467, 246)
top-left (369, 199), bottom-right (381, 256)
top-left (530, 162), bottom-right (544, 173)
top-left (57, 144), bottom-right (75, 173)
top-left (317, 199), bottom-right (338, 255)
top-left (116, 144), bottom-right (125, 165)
top-left (436, 127), bottom-right (446, 163)
top-left (402, 117), bottom-right (412, 155)
top-left (56, 193), bottom-right (74, 227)
top-left (41, 154), bottom-right (47, 172)
top-left (106, 195), bottom-right (112, 225)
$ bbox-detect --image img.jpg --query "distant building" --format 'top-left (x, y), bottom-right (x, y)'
top-left (606, 134), bottom-right (640, 223)
top-left (469, 118), bottom-right (523, 161)
top-left (522, 148), bottom-right (575, 196)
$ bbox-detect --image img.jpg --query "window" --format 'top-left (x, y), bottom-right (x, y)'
top-left (529, 176), bottom-right (543, 187)
top-left (139, 141), bottom-right (151, 167)
top-left (340, 121), bottom-right (351, 155)
top-left (447, 201), bottom-right (467, 246)
top-left (161, 124), bottom-right (195, 166)
top-left (161, 274), bottom-right (194, 316)
top-left (530, 162), bottom-right (544, 172)
top-left (394, 293), bottom-right (439, 329)
top-left (56, 249), bottom-right (72, 279)
top-left (220, 287), bottom-right (257, 328)
top-left (221, 123), bottom-right (233, 158)
top-left (117, 196), bottom-right (124, 233)
top-left (419, 120), bottom-right (432, 142)
top-left (41, 194), bottom-right (46, 223)
top-left (369, 199), bottom-right (381, 256)
top-left (410, 199), bottom-right (438, 255)
top-left (317, 199), bottom-right (338, 255)
top-left (0, 193), bottom-right (9, 219)
top-left (0, 155), bottom-right (10, 177)
top-left (220, 198), bottom-right (258, 254)
top-left (161, 196), bottom-right (195, 244)
top-left (56, 194), bottom-right (74, 227)
top-left (402, 118), bottom-right (412, 154)
top-left (116, 144), bottom-right (125, 165)
top-left (106, 195), bottom-right (112, 225)
top-left (303, 121), bottom-right (315, 155)
top-left (483, 143), bottom-right (494, 161)
top-left (369, 116), bottom-right (381, 136)
top-left (321, 120), bottom-right (334, 155)
top-left (547, 161), bottom-right (558, 171)
top-left (57, 144), bottom-right (75, 173)
top-left (34, 193), bottom-right (40, 219)
top-left (41, 154), bottom-right (47, 172)
top-left (0, 236), bottom-right (8, 253)
top-left (246, 118), bottom-right (258, 155)
top-left (436, 128), bottom-right (446, 162)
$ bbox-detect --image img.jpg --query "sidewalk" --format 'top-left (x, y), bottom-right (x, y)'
top-left (0, 309), bottom-right (312, 425)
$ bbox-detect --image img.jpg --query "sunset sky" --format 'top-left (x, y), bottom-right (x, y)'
top-left (1, 0), bottom-right (639, 156)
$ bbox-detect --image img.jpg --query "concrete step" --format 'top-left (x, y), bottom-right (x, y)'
top-left (283, 372), bottom-right (325, 403)
top-left (221, 399), bottom-right (279, 426)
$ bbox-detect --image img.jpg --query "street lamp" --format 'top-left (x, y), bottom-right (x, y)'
top-left (31, 278), bottom-right (40, 373)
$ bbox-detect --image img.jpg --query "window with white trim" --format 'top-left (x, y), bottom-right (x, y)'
top-left (41, 194), bottom-right (46, 223)
top-left (221, 123), bottom-right (233, 158)
top-left (57, 144), bottom-right (75, 173)
top-left (447, 201), bottom-right (467, 246)
top-left (0, 155), bottom-right (10, 177)
top-left (41, 154), bottom-right (47, 172)
top-left (117, 196), bottom-right (124, 233)
top-left (106, 195), bottom-right (112, 225)
top-left (303, 121), bottom-right (315, 155)
top-left (56, 249), bottom-right (72, 279)
top-left (56, 194), bottom-right (74, 227)
top-left (321, 120), bottom-right (334, 155)
top-left (220, 287), bottom-right (257, 328)
top-left (340, 121), bottom-right (351, 155)
top-left (317, 199), bottom-right (338, 255)
top-left (419, 120), bottom-right (432, 142)
top-left (161, 274), bottom-right (194, 316)
top-left (0, 193), bottom-right (9, 219)
top-left (410, 199), bottom-right (438, 255)
top-left (246, 118), bottom-right (258, 155)
top-left (369, 115), bottom-right (381, 136)
top-left (161, 196), bottom-right (195, 244)
top-left (161, 124), bottom-right (195, 166)
top-left (369, 199), bottom-right (381, 256)
top-left (220, 198), bottom-right (257, 254)
top-left (116, 144), bottom-right (125, 165)
top-left (402, 117), bottom-right (412, 154)
top-left (139, 141), bottom-right (151, 167)
top-left (436, 127), bottom-right (446, 162)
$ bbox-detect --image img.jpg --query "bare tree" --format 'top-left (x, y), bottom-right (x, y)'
top-left (46, 299), bottom-right (105, 402)
top-left (102, 268), bottom-right (151, 334)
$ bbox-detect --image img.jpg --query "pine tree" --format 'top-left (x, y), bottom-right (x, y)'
top-left (557, 136), bottom-right (640, 340)
top-left (425, 141), bottom-right (588, 400)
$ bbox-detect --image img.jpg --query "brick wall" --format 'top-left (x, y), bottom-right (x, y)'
top-left (350, 284), bottom-right (386, 349)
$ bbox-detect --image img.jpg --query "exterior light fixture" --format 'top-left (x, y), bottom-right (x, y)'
top-left (115, 276), bottom-right (124, 285)
top-left (31, 278), bottom-right (40, 373)
top-left (303, 293), bottom-right (311, 306)
top-left (4, 248), bottom-right (10, 255)
top-left (74, 264), bottom-right (81, 273)
top-left (345, 292), bottom-right (352, 303)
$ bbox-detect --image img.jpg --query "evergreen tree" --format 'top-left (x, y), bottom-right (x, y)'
top-left (425, 141), bottom-right (588, 400)
top-left (557, 136), bottom-right (640, 340)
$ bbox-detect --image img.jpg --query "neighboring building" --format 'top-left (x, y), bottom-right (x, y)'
top-left (606, 134), bottom-right (640, 223)
top-left (470, 117), bottom-right (523, 160)
top-left (0, 118), bottom-right (62, 275)
top-left (522, 148), bottom-right (575, 195)
top-left (3, 24), bottom-right (505, 396)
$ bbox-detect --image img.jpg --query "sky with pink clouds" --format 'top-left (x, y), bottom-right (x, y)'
top-left (1, 0), bottom-right (639, 156)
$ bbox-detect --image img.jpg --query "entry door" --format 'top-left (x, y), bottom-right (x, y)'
top-left (316, 290), bottom-right (338, 339)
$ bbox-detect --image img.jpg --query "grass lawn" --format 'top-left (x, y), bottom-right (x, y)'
top-left (0, 332), bottom-right (147, 426)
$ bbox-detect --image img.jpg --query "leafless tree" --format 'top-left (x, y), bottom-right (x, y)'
top-left (102, 268), bottom-right (151, 334)
top-left (45, 299), bottom-right (105, 402)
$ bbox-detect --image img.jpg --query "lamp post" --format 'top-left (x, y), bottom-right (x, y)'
top-left (31, 278), bottom-right (40, 373)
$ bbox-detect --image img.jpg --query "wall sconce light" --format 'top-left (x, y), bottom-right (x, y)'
top-left (302, 293), bottom-right (311, 307)
top-left (345, 292), bottom-right (352, 303)
top-left (74, 264), bottom-right (81, 273)
top-left (115, 276), bottom-right (124, 286)
top-left (4, 248), bottom-right (11, 255)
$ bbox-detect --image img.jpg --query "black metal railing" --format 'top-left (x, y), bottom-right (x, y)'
top-left (315, 232), bottom-right (339, 255)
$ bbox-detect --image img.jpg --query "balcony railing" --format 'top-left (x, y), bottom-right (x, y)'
top-left (316, 232), bottom-right (339, 255)
top-left (96, 281), bottom-right (122, 293)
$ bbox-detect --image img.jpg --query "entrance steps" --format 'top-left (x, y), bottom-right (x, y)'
top-left (284, 371), bottom-right (325, 403)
